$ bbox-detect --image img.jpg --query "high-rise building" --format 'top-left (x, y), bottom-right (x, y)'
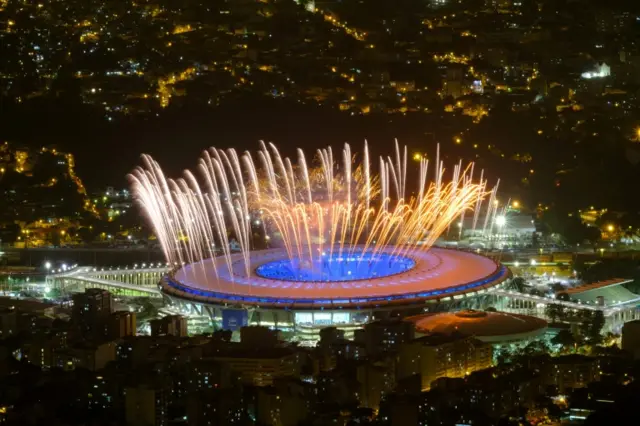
top-left (397, 334), bottom-right (492, 391)
top-left (72, 289), bottom-right (113, 336)
top-left (357, 361), bottom-right (396, 411)
top-left (55, 341), bottom-right (117, 371)
top-left (319, 327), bottom-right (345, 349)
top-left (543, 354), bottom-right (600, 393)
top-left (240, 325), bottom-right (279, 348)
top-left (256, 384), bottom-right (309, 426)
top-left (125, 383), bottom-right (169, 426)
top-left (0, 307), bottom-right (18, 339)
top-left (150, 315), bottom-right (187, 338)
top-left (622, 320), bottom-right (640, 359)
top-left (186, 388), bottom-right (245, 426)
top-left (212, 347), bottom-right (300, 386)
top-left (108, 311), bottom-right (136, 340)
top-left (357, 319), bottom-right (415, 356)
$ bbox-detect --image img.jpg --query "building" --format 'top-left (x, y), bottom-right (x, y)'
top-left (150, 315), bottom-right (187, 338)
top-left (461, 213), bottom-right (536, 247)
top-left (186, 388), bottom-right (245, 426)
top-left (397, 334), bottom-right (493, 391)
top-left (108, 311), bottom-right (136, 339)
top-left (212, 346), bottom-right (300, 386)
top-left (408, 310), bottom-right (548, 346)
top-left (356, 319), bottom-right (415, 356)
top-left (160, 247), bottom-right (511, 339)
top-left (125, 383), bottom-right (169, 426)
top-left (543, 355), bottom-right (600, 393)
top-left (319, 327), bottom-right (345, 348)
top-left (621, 319), bottom-right (640, 359)
top-left (72, 289), bottom-right (113, 336)
top-left (0, 307), bottom-right (18, 339)
top-left (186, 359), bottom-right (233, 393)
top-left (56, 341), bottom-right (117, 371)
top-left (357, 361), bottom-right (396, 411)
top-left (23, 330), bottom-right (69, 369)
top-left (240, 325), bottom-right (279, 347)
top-left (256, 383), bottom-right (309, 426)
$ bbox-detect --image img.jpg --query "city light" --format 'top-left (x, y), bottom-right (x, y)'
top-left (495, 215), bottom-right (506, 227)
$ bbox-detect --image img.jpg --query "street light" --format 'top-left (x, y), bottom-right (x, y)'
top-left (495, 215), bottom-right (506, 227)
top-left (44, 261), bottom-right (51, 270)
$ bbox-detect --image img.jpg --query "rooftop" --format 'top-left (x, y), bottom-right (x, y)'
top-left (408, 310), bottom-right (547, 342)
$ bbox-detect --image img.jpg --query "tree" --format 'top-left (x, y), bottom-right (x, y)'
top-left (76, 227), bottom-right (95, 244)
top-left (46, 288), bottom-right (64, 299)
top-left (48, 230), bottom-right (61, 247)
top-left (508, 277), bottom-right (528, 293)
top-left (585, 310), bottom-right (605, 344)
top-left (531, 232), bottom-right (540, 247)
top-left (544, 303), bottom-right (565, 323)
top-left (136, 300), bottom-right (159, 322)
top-left (0, 223), bottom-right (21, 244)
top-left (583, 226), bottom-right (602, 251)
top-left (521, 340), bottom-right (549, 357)
top-left (529, 288), bottom-right (545, 297)
top-left (551, 329), bottom-right (576, 352)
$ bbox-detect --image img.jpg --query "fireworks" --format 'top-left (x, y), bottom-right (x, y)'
top-left (129, 140), bottom-right (500, 282)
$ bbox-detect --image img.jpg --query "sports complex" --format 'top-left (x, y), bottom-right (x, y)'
top-left (159, 246), bottom-right (511, 335)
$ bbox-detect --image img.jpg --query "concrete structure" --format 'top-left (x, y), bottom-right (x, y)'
top-left (160, 248), bottom-right (510, 336)
top-left (544, 355), bottom-right (600, 393)
top-left (212, 346), bottom-right (300, 386)
top-left (355, 319), bottom-right (415, 356)
top-left (408, 310), bottom-right (548, 344)
top-left (397, 334), bottom-right (492, 391)
top-left (622, 320), bottom-right (640, 359)
top-left (125, 384), bottom-right (169, 426)
top-left (0, 307), bottom-right (18, 339)
top-left (46, 261), bottom-right (640, 338)
top-left (57, 341), bottom-right (117, 371)
top-left (150, 315), bottom-right (187, 338)
top-left (461, 213), bottom-right (536, 246)
top-left (108, 311), bottom-right (137, 339)
top-left (72, 288), bottom-right (113, 336)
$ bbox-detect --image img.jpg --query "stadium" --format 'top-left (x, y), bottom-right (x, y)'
top-left (132, 141), bottom-right (512, 337)
top-left (159, 246), bottom-right (511, 336)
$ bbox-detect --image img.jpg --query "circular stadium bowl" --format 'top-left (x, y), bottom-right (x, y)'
top-left (159, 247), bottom-right (511, 333)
